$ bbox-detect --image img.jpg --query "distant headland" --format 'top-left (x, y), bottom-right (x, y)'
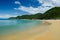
top-left (9, 7), bottom-right (60, 20)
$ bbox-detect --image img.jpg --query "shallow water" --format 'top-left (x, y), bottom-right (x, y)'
top-left (0, 19), bottom-right (42, 35)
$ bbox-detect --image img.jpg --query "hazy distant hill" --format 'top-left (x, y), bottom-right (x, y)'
top-left (0, 18), bottom-right (8, 20)
top-left (9, 7), bottom-right (60, 19)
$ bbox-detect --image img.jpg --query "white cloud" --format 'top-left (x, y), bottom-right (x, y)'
top-left (14, 0), bottom-right (60, 14)
top-left (0, 14), bottom-right (17, 18)
top-left (38, 0), bottom-right (60, 7)
top-left (14, 1), bottom-right (54, 14)
top-left (16, 5), bottom-right (54, 14)
top-left (15, 1), bottom-right (20, 4)
top-left (51, 0), bottom-right (60, 7)
top-left (37, 0), bottom-right (58, 7)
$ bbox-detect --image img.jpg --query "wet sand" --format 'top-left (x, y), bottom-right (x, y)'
top-left (0, 20), bottom-right (60, 40)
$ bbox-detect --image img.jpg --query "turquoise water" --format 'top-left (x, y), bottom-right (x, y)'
top-left (0, 19), bottom-right (42, 35)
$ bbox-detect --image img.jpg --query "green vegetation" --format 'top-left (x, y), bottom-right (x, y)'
top-left (42, 7), bottom-right (60, 19)
top-left (9, 7), bottom-right (60, 19)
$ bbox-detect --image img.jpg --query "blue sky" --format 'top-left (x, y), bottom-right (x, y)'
top-left (0, 0), bottom-right (60, 18)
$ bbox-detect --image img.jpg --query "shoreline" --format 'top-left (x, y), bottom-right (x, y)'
top-left (0, 20), bottom-right (60, 40)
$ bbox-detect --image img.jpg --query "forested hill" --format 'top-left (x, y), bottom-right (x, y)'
top-left (42, 7), bottom-right (60, 19)
top-left (9, 7), bottom-right (60, 19)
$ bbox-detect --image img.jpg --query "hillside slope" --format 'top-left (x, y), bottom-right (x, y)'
top-left (42, 7), bottom-right (60, 19)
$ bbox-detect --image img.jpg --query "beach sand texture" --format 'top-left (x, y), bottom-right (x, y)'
top-left (0, 20), bottom-right (60, 40)
top-left (35, 20), bottom-right (60, 40)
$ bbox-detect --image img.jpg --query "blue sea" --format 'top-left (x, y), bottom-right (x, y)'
top-left (0, 19), bottom-right (42, 35)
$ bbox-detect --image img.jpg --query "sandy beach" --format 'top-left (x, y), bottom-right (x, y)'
top-left (0, 20), bottom-right (60, 40)
top-left (35, 20), bottom-right (60, 40)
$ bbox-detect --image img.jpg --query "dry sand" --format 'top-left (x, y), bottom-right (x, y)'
top-left (35, 20), bottom-right (60, 40)
top-left (0, 20), bottom-right (60, 40)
